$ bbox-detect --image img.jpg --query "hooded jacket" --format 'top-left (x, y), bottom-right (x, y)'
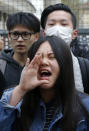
top-left (0, 49), bottom-right (24, 89)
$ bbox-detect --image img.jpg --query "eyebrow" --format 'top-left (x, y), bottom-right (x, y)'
top-left (47, 19), bottom-right (69, 22)
top-left (36, 52), bottom-right (54, 55)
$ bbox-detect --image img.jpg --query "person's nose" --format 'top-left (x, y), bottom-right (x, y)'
top-left (41, 57), bottom-right (49, 66)
top-left (56, 23), bottom-right (60, 26)
top-left (17, 35), bottom-right (24, 41)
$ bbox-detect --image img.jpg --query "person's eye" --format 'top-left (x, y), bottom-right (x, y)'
top-left (22, 32), bottom-right (30, 37)
top-left (48, 23), bottom-right (55, 26)
top-left (61, 23), bottom-right (69, 26)
top-left (13, 32), bottom-right (19, 36)
top-left (49, 54), bottom-right (55, 59)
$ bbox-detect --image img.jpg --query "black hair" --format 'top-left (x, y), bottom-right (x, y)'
top-left (0, 70), bottom-right (6, 99)
top-left (41, 3), bottom-right (77, 29)
top-left (6, 12), bottom-right (40, 33)
top-left (17, 36), bottom-right (89, 131)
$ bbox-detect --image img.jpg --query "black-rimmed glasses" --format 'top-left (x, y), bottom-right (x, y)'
top-left (9, 31), bottom-right (35, 40)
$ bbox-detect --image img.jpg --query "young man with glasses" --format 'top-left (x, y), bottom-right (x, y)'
top-left (0, 12), bottom-right (40, 89)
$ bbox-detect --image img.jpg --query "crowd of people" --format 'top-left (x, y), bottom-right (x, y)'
top-left (0, 3), bottom-right (89, 131)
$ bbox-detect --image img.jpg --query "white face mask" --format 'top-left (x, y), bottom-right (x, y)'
top-left (45, 25), bottom-right (73, 46)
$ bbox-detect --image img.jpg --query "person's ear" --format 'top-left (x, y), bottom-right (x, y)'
top-left (8, 33), bottom-right (11, 42)
top-left (72, 29), bottom-right (78, 40)
top-left (42, 29), bottom-right (45, 36)
top-left (40, 29), bottom-right (45, 36)
top-left (34, 33), bottom-right (40, 41)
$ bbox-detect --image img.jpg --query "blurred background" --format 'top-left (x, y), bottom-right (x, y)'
top-left (0, 0), bottom-right (89, 52)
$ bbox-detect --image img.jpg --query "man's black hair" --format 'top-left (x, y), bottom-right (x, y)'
top-left (41, 3), bottom-right (77, 29)
top-left (7, 12), bottom-right (40, 33)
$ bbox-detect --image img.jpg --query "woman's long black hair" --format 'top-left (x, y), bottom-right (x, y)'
top-left (17, 36), bottom-right (89, 131)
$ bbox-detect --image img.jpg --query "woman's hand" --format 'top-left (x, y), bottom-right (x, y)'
top-left (9, 55), bottom-right (48, 106)
top-left (19, 55), bottom-right (48, 93)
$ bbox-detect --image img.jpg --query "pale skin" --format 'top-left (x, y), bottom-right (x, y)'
top-left (10, 41), bottom-right (60, 106)
top-left (10, 55), bottom-right (49, 106)
top-left (44, 10), bottom-right (78, 40)
top-left (8, 25), bottom-right (39, 66)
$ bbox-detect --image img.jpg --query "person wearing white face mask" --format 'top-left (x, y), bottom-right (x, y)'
top-left (41, 3), bottom-right (89, 94)
top-left (45, 25), bottom-right (73, 46)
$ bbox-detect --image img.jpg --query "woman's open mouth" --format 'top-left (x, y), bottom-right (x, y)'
top-left (39, 69), bottom-right (52, 80)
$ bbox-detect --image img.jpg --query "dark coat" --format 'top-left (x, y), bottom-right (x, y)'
top-left (0, 70), bottom-right (6, 98)
top-left (0, 49), bottom-right (23, 89)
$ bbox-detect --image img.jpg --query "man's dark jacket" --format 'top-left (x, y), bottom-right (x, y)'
top-left (0, 49), bottom-right (23, 89)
